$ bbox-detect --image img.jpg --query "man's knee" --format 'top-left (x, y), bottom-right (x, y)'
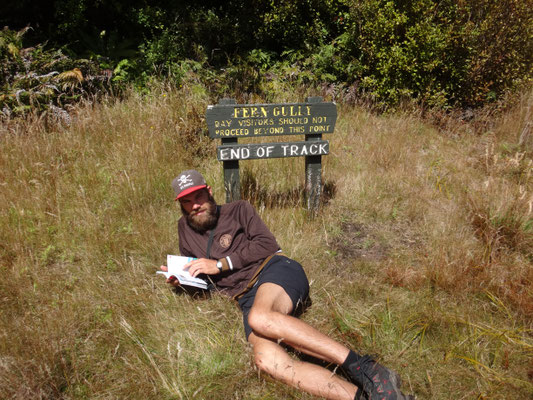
top-left (248, 308), bottom-right (280, 337)
top-left (253, 343), bottom-right (293, 378)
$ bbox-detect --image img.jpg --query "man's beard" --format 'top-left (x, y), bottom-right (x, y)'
top-left (182, 195), bottom-right (218, 233)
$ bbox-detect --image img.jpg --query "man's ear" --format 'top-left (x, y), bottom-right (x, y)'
top-left (207, 186), bottom-right (213, 196)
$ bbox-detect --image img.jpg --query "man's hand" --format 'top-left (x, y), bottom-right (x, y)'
top-left (160, 265), bottom-right (180, 287)
top-left (185, 258), bottom-right (219, 277)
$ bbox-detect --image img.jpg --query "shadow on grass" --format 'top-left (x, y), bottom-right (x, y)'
top-left (241, 169), bottom-right (337, 208)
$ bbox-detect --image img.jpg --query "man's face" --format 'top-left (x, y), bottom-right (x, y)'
top-left (179, 188), bottom-right (218, 232)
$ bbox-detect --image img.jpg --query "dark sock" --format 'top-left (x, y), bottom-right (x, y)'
top-left (342, 350), bottom-right (363, 372)
top-left (344, 351), bottom-right (364, 400)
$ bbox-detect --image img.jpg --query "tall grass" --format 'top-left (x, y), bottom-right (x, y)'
top-left (1, 84), bottom-right (532, 399)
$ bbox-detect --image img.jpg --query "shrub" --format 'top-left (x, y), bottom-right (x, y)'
top-left (0, 27), bottom-right (112, 118)
top-left (325, 0), bottom-right (532, 108)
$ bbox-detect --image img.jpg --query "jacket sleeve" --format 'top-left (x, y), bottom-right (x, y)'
top-left (218, 201), bottom-right (280, 271)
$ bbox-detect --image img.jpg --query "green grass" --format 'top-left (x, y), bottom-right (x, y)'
top-left (1, 84), bottom-right (532, 399)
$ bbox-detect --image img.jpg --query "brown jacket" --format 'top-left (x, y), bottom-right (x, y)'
top-left (178, 200), bottom-right (280, 298)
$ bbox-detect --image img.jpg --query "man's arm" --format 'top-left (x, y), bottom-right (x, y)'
top-left (184, 258), bottom-right (219, 277)
top-left (216, 201), bottom-right (279, 272)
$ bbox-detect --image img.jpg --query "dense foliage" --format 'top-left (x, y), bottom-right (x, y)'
top-left (1, 0), bottom-right (532, 112)
top-left (0, 28), bottom-right (112, 118)
top-left (339, 0), bottom-right (533, 107)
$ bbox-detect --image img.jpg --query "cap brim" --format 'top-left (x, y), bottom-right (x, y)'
top-left (174, 185), bottom-right (207, 201)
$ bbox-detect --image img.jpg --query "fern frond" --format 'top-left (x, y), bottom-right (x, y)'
top-left (7, 43), bottom-right (19, 58)
top-left (15, 26), bottom-right (31, 39)
top-left (56, 68), bottom-right (84, 83)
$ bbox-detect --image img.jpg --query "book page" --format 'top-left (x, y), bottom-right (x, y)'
top-left (167, 255), bottom-right (196, 277)
top-left (156, 255), bottom-right (208, 289)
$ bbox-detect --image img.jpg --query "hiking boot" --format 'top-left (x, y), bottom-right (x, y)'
top-left (346, 355), bottom-right (414, 400)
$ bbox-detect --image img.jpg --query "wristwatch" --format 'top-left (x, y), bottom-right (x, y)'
top-left (216, 260), bottom-right (223, 271)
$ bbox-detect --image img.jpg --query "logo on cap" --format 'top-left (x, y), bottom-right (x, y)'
top-left (172, 169), bottom-right (208, 200)
top-left (177, 174), bottom-right (194, 189)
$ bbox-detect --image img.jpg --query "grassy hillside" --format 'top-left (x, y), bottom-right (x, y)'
top-left (1, 85), bottom-right (532, 399)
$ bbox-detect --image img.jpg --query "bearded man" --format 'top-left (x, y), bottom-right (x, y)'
top-left (161, 169), bottom-right (413, 400)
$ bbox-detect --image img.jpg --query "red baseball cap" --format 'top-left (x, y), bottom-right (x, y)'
top-left (171, 170), bottom-right (207, 201)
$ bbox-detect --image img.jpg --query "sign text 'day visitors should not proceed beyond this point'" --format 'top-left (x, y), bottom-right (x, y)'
top-left (206, 102), bottom-right (337, 138)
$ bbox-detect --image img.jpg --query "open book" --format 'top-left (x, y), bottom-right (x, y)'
top-left (156, 255), bottom-right (209, 290)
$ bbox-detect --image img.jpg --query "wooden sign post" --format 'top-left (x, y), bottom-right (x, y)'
top-left (205, 97), bottom-right (337, 211)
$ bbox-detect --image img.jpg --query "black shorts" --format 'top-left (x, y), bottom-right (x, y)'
top-left (237, 255), bottom-right (310, 340)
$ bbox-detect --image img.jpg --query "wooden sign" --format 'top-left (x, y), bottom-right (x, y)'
top-left (206, 102), bottom-right (337, 138)
top-left (205, 97), bottom-right (337, 213)
top-left (217, 140), bottom-right (329, 161)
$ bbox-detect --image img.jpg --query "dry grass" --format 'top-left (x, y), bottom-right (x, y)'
top-left (1, 84), bottom-right (532, 399)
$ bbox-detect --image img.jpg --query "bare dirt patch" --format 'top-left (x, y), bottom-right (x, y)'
top-left (331, 222), bottom-right (389, 262)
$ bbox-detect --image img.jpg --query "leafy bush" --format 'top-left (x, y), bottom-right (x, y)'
top-left (151, 0), bottom-right (531, 109)
top-left (330, 0), bottom-right (532, 108)
top-left (1, 1), bottom-right (531, 110)
top-left (454, 0), bottom-right (533, 106)
top-left (0, 27), bottom-right (112, 118)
